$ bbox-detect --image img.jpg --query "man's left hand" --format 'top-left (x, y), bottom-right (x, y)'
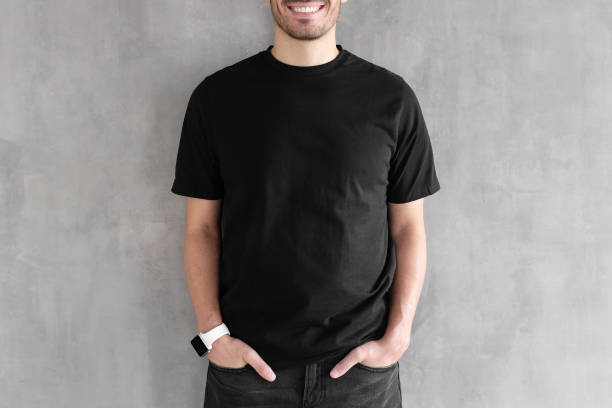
top-left (329, 333), bottom-right (411, 378)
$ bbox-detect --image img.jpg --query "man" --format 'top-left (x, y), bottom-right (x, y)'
top-left (171, 0), bottom-right (440, 406)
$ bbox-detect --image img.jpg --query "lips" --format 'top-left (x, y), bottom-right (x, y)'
top-left (286, 2), bottom-right (326, 17)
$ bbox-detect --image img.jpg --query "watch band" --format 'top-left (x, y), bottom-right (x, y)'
top-left (199, 322), bottom-right (230, 350)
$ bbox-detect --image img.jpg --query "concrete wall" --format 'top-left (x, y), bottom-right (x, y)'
top-left (2, 1), bottom-right (610, 406)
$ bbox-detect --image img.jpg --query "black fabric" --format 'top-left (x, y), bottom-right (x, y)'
top-left (203, 349), bottom-right (401, 408)
top-left (171, 44), bottom-right (440, 370)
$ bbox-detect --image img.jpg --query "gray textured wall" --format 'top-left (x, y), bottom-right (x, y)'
top-left (2, 1), bottom-right (611, 407)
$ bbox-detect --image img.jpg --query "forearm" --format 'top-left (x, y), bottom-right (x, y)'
top-left (184, 227), bottom-right (223, 333)
top-left (384, 226), bottom-right (428, 345)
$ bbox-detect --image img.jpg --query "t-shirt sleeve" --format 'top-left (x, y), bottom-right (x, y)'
top-left (170, 80), bottom-right (224, 200)
top-left (387, 82), bottom-right (441, 203)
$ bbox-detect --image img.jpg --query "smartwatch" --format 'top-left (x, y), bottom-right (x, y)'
top-left (191, 322), bottom-right (230, 358)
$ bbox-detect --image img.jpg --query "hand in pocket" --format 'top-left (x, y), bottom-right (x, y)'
top-left (207, 335), bottom-right (277, 382)
top-left (329, 337), bottom-right (407, 378)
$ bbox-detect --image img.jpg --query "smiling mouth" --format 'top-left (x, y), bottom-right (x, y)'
top-left (286, 2), bottom-right (326, 17)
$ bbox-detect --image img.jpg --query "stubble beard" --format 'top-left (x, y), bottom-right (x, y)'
top-left (270, 0), bottom-right (340, 41)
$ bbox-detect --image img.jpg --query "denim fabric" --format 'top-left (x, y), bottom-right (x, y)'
top-left (203, 350), bottom-right (402, 408)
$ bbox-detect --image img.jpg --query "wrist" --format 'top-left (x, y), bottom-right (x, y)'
top-left (384, 323), bottom-right (412, 348)
top-left (197, 318), bottom-right (223, 334)
top-left (191, 322), bottom-right (230, 357)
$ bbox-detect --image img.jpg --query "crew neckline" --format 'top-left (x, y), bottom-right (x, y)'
top-left (259, 44), bottom-right (349, 76)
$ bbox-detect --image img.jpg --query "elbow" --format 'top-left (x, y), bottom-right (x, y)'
top-left (185, 224), bottom-right (220, 242)
top-left (390, 223), bottom-right (426, 246)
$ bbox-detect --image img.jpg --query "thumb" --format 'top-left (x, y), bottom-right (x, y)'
top-left (329, 347), bottom-right (364, 378)
top-left (242, 347), bottom-right (277, 382)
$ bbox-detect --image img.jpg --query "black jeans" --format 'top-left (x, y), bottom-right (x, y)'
top-left (203, 350), bottom-right (402, 408)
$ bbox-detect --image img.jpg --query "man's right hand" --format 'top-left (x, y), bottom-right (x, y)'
top-left (207, 335), bottom-right (277, 382)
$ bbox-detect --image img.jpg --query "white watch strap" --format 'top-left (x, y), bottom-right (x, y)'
top-left (199, 323), bottom-right (230, 350)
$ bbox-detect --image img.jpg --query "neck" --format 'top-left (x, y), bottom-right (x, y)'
top-left (270, 28), bottom-right (339, 67)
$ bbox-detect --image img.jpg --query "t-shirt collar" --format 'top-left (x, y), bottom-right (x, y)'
top-left (260, 44), bottom-right (348, 76)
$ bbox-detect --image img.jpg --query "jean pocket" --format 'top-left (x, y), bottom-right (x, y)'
top-left (355, 361), bottom-right (398, 373)
top-left (208, 359), bottom-right (250, 373)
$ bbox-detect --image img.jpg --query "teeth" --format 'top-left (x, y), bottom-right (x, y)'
top-left (292, 6), bottom-right (321, 13)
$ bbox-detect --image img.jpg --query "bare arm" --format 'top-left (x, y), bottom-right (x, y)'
top-left (384, 198), bottom-right (428, 348)
top-left (329, 198), bottom-right (429, 377)
top-left (183, 197), bottom-right (223, 333)
top-left (181, 196), bottom-right (277, 381)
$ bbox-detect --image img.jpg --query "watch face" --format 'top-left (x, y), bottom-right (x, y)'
top-left (191, 335), bottom-right (209, 357)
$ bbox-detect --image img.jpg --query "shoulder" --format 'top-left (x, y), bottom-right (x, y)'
top-left (189, 50), bottom-right (263, 99)
top-left (350, 51), bottom-right (415, 90)
top-left (345, 50), bottom-right (420, 108)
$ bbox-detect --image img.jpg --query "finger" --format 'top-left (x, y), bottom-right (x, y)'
top-left (243, 348), bottom-right (276, 382)
top-left (330, 347), bottom-right (365, 378)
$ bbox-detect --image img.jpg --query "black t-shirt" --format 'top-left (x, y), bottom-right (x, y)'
top-left (171, 44), bottom-right (440, 369)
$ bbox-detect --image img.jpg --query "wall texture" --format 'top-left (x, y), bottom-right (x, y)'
top-left (1, 1), bottom-right (611, 407)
